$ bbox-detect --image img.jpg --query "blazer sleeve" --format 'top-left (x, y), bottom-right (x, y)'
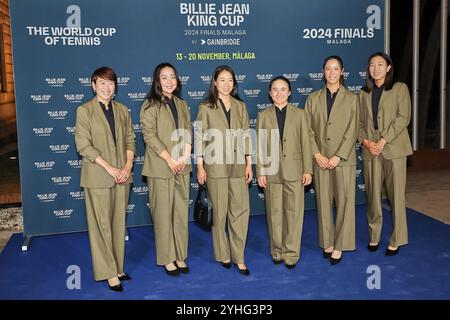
top-left (357, 92), bottom-right (368, 144)
top-left (194, 103), bottom-right (207, 158)
top-left (300, 110), bottom-right (313, 174)
top-left (140, 101), bottom-right (167, 155)
top-left (304, 96), bottom-right (320, 156)
top-left (335, 93), bottom-right (359, 160)
top-left (184, 102), bottom-right (193, 146)
top-left (74, 106), bottom-right (101, 162)
top-left (255, 112), bottom-right (265, 177)
top-left (380, 83), bottom-right (411, 144)
top-left (242, 103), bottom-right (251, 156)
top-left (125, 108), bottom-right (136, 154)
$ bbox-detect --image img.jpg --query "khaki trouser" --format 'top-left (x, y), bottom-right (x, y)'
top-left (84, 184), bottom-right (130, 281)
top-left (363, 154), bottom-right (408, 247)
top-left (148, 174), bottom-right (190, 265)
top-left (313, 165), bottom-right (356, 251)
top-left (264, 180), bottom-right (304, 265)
top-left (207, 177), bottom-right (250, 264)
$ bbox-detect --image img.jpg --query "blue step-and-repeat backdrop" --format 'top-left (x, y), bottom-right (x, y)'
top-left (10, 0), bottom-right (385, 237)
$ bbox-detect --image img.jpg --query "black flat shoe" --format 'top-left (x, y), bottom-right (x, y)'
top-left (235, 264), bottom-right (250, 276)
top-left (368, 243), bottom-right (379, 252)
top-left (175, 261), bottom-right (189, 274)
top-left (220, 261), bottom-right (232, 269)
top-left (385, 247), bottom-right (399, 256)
top-left (164, 265), bottom-right (180, 276)
top-left (323, 251), bottom-right (332, 258)
top-left (118, 273), bottom-right (131, 281)
top-left (285, 263), bottom-right (297, 269)
top-left (272, 259), bottom-right (283, 264)
top-left (108, 283), bottom-right (123, 292)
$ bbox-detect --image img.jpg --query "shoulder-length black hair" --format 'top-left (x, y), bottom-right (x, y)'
top-left (322, 55), bottom-right (345, 85)
top-left (204, 65), bottom-right (242, 109)
top-left (268, 76), bottom-right (291, 103)
top-left (146, 62), bottom-right (182, 105)
top-left (362, 52), bottom-right (394, 93)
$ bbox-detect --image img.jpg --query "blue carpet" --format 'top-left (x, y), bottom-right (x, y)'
top-left (0, 205), bottom-right (449, 300)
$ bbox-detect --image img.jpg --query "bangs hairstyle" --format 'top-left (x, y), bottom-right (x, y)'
top-left (362, 52), bottom-right (394, 93)
top-left (91, 66), bottom-right (118, 88)
top-left (268, 76), bottom-right (291, 103)
top-left (205, 65), bottom-right (242, 108)
top-left (146, 63), bottom-right (182, 106)
top-left (322, 55), bottom-right (345, 85)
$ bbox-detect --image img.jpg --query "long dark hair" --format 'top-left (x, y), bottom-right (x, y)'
top-left (268, 76), bottom-right (291, 103)
top-left (146, 62), bottom-right (182, 105)
top-left (322, 55), bottom-right (345, 85)
top-left (204, 65), bottom-right (242, 108)
top-left (362, 52), bottom-right (394, 93)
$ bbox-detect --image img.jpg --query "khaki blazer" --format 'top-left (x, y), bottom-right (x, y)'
top-left (256, 104), bottom-right (313, 183)
top-left (358, 82), bottom-right (413, 160)
top-left (195, 96), bottom-right (250, 178)
top-left (75, 98), bottom-right (136, 188)
top-left (305, 85), bottom-right (359, 166)
top-left (140, 96), bottom-right (192, 179)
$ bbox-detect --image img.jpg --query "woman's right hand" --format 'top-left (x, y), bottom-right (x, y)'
top-left (197, 165), bottom-right (207, 185)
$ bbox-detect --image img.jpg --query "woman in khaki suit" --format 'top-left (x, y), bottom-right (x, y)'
top-left (75, 66), bottom-right (136, 292)
top-left (256, 76), bottom-right (313, 269)
top-left (195, 65), bottom-right (252, 276)
top-left (359, 52), bottom-right (413, 255)
top-left (305, 56), bottom-right (358, 265)
top-left (140, 63), bottom-right (192, 276)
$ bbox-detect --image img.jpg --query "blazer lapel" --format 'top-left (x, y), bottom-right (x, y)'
top-left (173, 96), bottom-right (183, 129)
top-left (318, 87), bottom-right (329, 121)
top-left (284, 104), bottom-right (295, 142)
top-left (268, 105), bottom-right (278, 132)
top-left (93, 98), bottom-right (116, 146)
top-left (327, 85), bottom-right (345, 121)
top-left (366, 91), bottom-right (374, 128)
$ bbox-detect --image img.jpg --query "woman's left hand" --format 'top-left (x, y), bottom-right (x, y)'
top-left (245, 164), bottom-right (253, 184)
top-left (117, 164), bottom-right (132, 184)
top-left (302, 173), bottom-right (312, 186)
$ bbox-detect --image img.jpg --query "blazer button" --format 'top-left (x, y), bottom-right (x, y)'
top-left (283, 154), bottom-right (286, 157)
top-left (327, 138), bottom-right (330, 141)
top-left (284, 139), bottom-right (286, 142)
top-left (328, 122), bottom-right (331, 125)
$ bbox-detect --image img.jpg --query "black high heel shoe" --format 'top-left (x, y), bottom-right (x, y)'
top-left (323, 251), bottom-right (332, 258)
top-left (118, 273), bottom-right (131, 281)
top-left (175, 261), bottom-right (189, 274)
top-left (368, 243), bottom-right (379, 252)
top-left (385, 247), bottom-right (399, 256)
top-left (272, 259), bottom-right (283, 264)
top-left (107, 281), bottom-right (123, 292)
top-left (330, 252), bottom-right (343, 265)
top-left (220, 261), bottom-right (232, 269)
top-left (164, 265), bottom-right (180, 276)
top-left (235, 264), bottom-right (250, 276)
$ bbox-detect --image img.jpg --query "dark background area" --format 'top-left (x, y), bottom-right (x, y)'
top-left (391, 0), bottom-right (450, 149)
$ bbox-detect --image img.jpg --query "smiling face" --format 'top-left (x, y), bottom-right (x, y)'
top-left (269, 79), bottom-right (291, 107)
top-left (159, 66), bottom-right (178, 98)
top-left (214, 70), bottom-right (234, 99)
top-left (369, 55), bottom-right (391, 86)
top-left (324, 58), bottom-right (343, 87)
top-left (92, 77), bottom-right (115, 105)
